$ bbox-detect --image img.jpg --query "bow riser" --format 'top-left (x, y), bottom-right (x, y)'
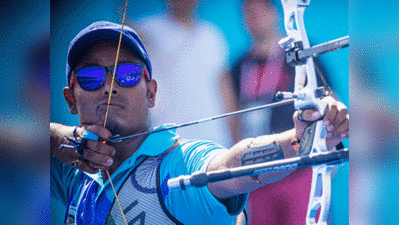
top-left (307, 165), bottom-right (333, 224)
top-left (280, 0), bottom-right (333, 224)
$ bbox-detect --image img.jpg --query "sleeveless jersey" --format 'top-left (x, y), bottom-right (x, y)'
top-left (108, 151), bottom-right (182, 225)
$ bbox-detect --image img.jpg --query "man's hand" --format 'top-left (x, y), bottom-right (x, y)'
top-left (51, 123), bottom-right (115, 174)
top-left (293, 96), bottom-right (349, 150)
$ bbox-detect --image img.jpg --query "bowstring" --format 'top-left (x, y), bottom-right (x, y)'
top-left (103, 0), bottom-right (130, 224)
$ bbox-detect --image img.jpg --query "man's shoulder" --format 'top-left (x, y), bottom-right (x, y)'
top-left (159, 139), bottom-right (227, 177)
top-left (164, 138), bottom-right (227, 162)
top-left (176, 139), bottom-right (226, 150)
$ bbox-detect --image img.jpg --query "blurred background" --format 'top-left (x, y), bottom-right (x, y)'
top-left (0, 0), bottom-right (50, 224)
top-left (3, 0), bottom-right (398, 224)
top-left (350, 1), bottom-right (399, 224)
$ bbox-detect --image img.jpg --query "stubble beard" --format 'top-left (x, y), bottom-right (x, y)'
top-left (103, 111), bottom-right (151, 138)
top-left (104, 119), bottom-right (123, 136)
top-left (104, 118), bottom-right (148, 137)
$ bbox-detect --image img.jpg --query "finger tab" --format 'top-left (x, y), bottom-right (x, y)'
top-left (85, 125), bottom-right (112, 140)
top-left (82, 131), bottom-right (99, 141)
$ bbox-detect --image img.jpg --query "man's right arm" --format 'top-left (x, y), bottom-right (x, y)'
top-left (50, 122), bottom-right (86, 170)
top-left (206, 96), bottom-right (349, 199)
top-left (50, 122), bottom-right (76, 155)
top-left (50, 123), bottom-right (80, 205)
top-left (50, 122), bottom-right (115, 174)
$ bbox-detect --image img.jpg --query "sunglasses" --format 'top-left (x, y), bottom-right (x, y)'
top-left (71, 63), bottom-right (148, 91)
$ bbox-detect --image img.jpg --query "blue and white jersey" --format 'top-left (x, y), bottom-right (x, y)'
top-left (51, 124), bottom-right (247, 224)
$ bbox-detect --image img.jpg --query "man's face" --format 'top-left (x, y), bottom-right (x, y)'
top-left (244, 0), bottom-right (276, 41)
top-left (63, 40), bottom-right (157, 136)
top-left (166, 0), bottom-right (199, 14)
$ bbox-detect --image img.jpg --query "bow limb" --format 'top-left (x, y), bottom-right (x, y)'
top-left (279, 0), bottom-right (331, 224)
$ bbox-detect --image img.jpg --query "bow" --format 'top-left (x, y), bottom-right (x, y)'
top-left (277, 0), bottom-right (347, 224)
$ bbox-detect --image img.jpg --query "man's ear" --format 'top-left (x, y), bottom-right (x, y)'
top-left (146, 79), bottom-right (157, 108)
top-left (63, 87), bottom-right (78, 114)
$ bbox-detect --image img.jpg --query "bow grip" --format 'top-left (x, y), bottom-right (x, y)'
top-left (297, 122), bottom-right (317, 156)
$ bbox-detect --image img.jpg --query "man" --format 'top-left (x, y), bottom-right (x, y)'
top-left (135, 0), bottom-right (232, 147)
top-left (51, 21), bottom-right (349, 224)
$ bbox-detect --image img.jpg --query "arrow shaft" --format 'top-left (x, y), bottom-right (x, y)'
top-left (109, 99), bottom-right (295, 143)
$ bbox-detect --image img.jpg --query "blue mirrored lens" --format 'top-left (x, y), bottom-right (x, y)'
top-left (116, 64), bottom-right (142, 86)
top-left (76, 67), bottom-right (106, 90)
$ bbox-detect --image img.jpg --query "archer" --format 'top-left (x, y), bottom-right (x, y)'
top-left (50, 21), bottom-right (348, 224)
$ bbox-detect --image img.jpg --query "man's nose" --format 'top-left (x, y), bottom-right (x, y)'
top-left (103, 72), bottom-right (119, 95)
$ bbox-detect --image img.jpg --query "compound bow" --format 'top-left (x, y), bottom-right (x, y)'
top-left (278, 0), bottom-right (348, 224)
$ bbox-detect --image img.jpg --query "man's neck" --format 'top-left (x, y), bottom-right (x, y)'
top-left (169, 9), bottom-right (196, 28)
top-left (250, 33), bottom-right (279, 57)
top-left (250, 39), bottom-right (272, 57)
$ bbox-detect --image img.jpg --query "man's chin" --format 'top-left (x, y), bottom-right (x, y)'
top-left (105, 121), bottom-right (123, 136)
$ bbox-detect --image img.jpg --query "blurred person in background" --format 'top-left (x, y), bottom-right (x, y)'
top-left (133, 0), bottom-right (232, 147)
top-left (220, 0), bottom-right (337, 224)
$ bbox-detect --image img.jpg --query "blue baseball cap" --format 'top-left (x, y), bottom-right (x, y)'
top-left (66, 21), bottom-right (152, 86)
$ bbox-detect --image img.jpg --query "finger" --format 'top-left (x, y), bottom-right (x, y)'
top-left (79, 124), bottom-right (113, 141)
top-left (83, 148), bottom-right (114, 167)
top-left (293, 110), bottom-right (305, 140)
top-left (323, 102), bottom-right (339, 132)
top-left (331, 102), bottom-right (348, 128)
top-left (326, 125), bottom-right (348, 140)
top-left (328, 117), bottom-right (349, 138)
top-left (337, 129), bottom-right (349, 139)
top-left (86, 140), bottom-right (116, 157)
top-left (57, 146), bottom-right (82, 165)
top-left (326, 129), bottom-right (349, 150)
top-left (59, 145), bottom-right (80, 154)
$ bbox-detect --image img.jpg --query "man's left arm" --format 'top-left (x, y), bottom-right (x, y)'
top-left (207, 96), bottom-right (349, 199)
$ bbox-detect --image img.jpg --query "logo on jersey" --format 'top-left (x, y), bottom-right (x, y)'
top-left (66, 205), bottom-right (77, 224)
